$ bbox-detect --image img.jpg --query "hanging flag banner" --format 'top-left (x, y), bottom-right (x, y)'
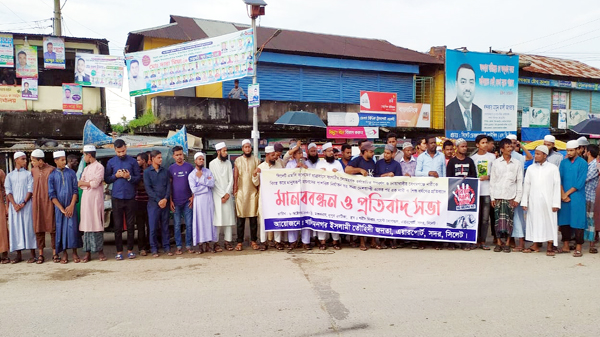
top-left (125, 28), bottom-right (254, 97)
top-left (359, 91), bottom-right (397, 113)
top-left (248, 83), bottom-right (260, 108)
top-left (327, 126), bottom-right (379, 139)
top-left (62, 83), bottom-right (83, 114)
top-left (75, 53), bottom-right (124, 89)
top-left (15, 45), bottom-right (38, 78)
top-left (327, 112), bottom-right (396, 127)
top-left (43, 36), bottom-right (66, 69)
top-left (260, 169), bottom-right (480, 243)
top-left (21, 78), bottom-right (38, 100)
top-left (0, 33), bottom-right (14, 68)
top-left (566, 109), bottom-right (588, 128)
top-left (445, 50), bottom-right (519, 141)
top-left (0, 86), bottom-right (26, 111)
top-left (396, 103), bottom-right (431, 128)
top-left (521, 107), bottom-right (550, 128)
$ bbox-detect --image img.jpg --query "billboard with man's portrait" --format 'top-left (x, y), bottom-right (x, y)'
top-left (43, 36), bottom-right (65, 69)
top-left (15, 45), bottom-right (38, 78)
top-left (445, 50), bottom-right (519, 141)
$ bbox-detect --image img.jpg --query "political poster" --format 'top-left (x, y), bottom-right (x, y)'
top-left (0, 86), bottom-right (26, 111)
top-left (558, 110), bottom-right (567, 129)
top-left (21, 78), bottom-right (38, 100)
top-left (15, 45), bottom-right (38, 78)
top-left (75, 53), bottom-right (124, 89)
top-left (327, 127), bottom-right (379, 139)
top-left (445, 50), bottom-right (519, 141)
top-left (566, 109), bottom-right (588, 128)
top-left (359, 91), bottom-right (397, 113)
top-left (0, 34), bottom-right (14, 67)
top-left (396, 103), bottom-right (431, 128)
top-left (260, 169), bottom-right (480, 243)
top-left (125, 28), bottom-right (254, 97)
top-left (62, 83), bottom-right (83, 114)
top-left (248, 83), bottom-right (260, 108)
top-left (327, 112), bottom-right (396, 127)
top-left (522, 107), bottom-right (550, 128)
top-left (43, 36), bottom-right (65, 69)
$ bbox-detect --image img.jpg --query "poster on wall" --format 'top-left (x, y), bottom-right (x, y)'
top-left (21, 78), bottom-right (38, 100)
top-left (558, 110), bottom-right (567, 129)
top-left (15, 45), bottom-right (38, 78)
top-left (125, 28), bottom-right (254, 97)
top-left (75, 53), bottom-right (124, 89)
top-left (62, 83), bottom-right (83, 114)
top-left (0, 33), bottom-right (14, 67)
top-left (43, 36), bottom-right (66, 69)
top-left (396, 103), bottom-right (431, 128)
top-left (248, 83), bottom-right (260, 108)
top-left (445, 50), bottom-right (519, 141)
top-left (522, 107), bottom-right (550, 128)
top-left (359, 91), bottom-right (397, 113)
top-left (566, 109), bottom-right (588, 128)
top-left (0, 86), bottom-right (26, 111)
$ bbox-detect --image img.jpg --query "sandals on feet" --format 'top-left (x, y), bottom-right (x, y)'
top-left (494, 245), bottom-right (502, 252)
top-left (0, 257), bottom-right (10, 264)
top-left (359, 245), bottom-right (368, 251)
top-left (235, 243), bottom-right (243, 251)
top-left (303, 244), bottom-right (312, 251)
top-left (333, 242), bottom-right (341, 250)
top-left (573, 250), bottom-right (583, 257)
top-left (38, 255), bottom-right (46, 264)
top-left (52, 254), bottom-right (60, 263)
top-left (140, 250), bottom-right (147, 256)
top-left (589, 247), bottom-right (598, 254)
top-left (503, 245), bottom-right (511, 253)
top-left (214, 243), bottom-right (223, 253)
top-left (224, 242), bottom-right (234, 251)
top-left (27, 257), bottom-right (37, 264)
top-left (251, 241), bottom-right (260, 250)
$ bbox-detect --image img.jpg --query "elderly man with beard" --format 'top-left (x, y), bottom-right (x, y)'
top-left (304, 143), bottom-right (320, 168)
top-left (315, 143), bottom-right (344, 250)
top-left (189, 152), bottom-right (216, 254)
top-left (233, 140), bottom-right (261, 251)
top-left (209, 142), bottom-right (236, 252)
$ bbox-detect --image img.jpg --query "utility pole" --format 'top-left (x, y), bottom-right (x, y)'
top-left (53, 0), bottom-right (62, 36)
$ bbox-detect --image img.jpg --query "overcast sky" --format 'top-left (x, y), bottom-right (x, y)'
top-left (2, 0), bottom-right (600, 124)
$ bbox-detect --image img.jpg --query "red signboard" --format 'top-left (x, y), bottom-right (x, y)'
top-left (359, 91), bottom-right (397, 113)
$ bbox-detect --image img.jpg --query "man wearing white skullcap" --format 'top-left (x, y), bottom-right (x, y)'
top-left (189, 151), bottom-right (217, 253)
top-left (520, 145), bottom-right (561, 255)
top-left (253, 144), bottom-right (284, 250)
top-left (305, 143), bottom-right (320, 169)
top-left (209, 142), bottom-right (236, 252)
top-left (543, 135), bottom-right (563, 167)
top-left (5, 150), bottom-right (36, 263)
top-left (557, 139), bottom-right (588, 256)
top-left (577, 136), bottom-right (589, 157)
top-left (30, 149), bottom-right (56, 263)
top-left (233, 138), bottom-right (260, 251)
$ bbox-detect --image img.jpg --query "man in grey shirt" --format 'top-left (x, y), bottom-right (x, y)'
top-left (228, 79), bottom-right (247, 99)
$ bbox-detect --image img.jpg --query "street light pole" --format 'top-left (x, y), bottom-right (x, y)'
top-left (251, 16), bottom-right (259, 159)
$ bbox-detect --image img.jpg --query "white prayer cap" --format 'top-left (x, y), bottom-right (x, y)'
top-left (308, 143), bottom-right (317, 150)
top-left (31, 149), bottom-right (44, 158)
top-left (322, 142), bottom-right (333, 150)
top-left (265, 146), bottom-right (275, 154)
top-left (506, 134), bottom-right (518, 140)
top-left (578, 136), bottom-right (589, 146)
top-left (535, 145), bottom-right (549, 155)
top-left (83, 145), bottom-right (96, 152)
top-left (455, 138), bottom-right (467, 146)
top-left (13, 152), bottom-right (26, 159)
top-left (194, 152), bottom-right (205, 160)
top-left (566, 140), bottom-right (579, 149)
top-left (215, 142), bottom-right (226, 151)
top-left (402, 142), bottom-right (413, 150)
top-left (242, 139), bottom-right (251, 146)
top-left (53, 151), bottom-right (66, 158)
top-left (544, 135), bottom-right (556, 143)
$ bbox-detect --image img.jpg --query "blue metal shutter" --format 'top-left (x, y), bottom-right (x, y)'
top-left (531, 87), bottom-right (552, 111)
top-left (518, 85), bottom-right (532, 111)
top-left (379, 73), bottom-right (414, 103)
top-left (341, 70), bottom-right (379, 104)
top-left (301, 67), bottom-right (341, 103)
top-left (571, 90), bottom-right (590, 112)
top-left (592, 92), bottom-right (600, 113)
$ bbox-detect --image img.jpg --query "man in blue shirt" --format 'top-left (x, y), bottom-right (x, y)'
top-left (104, 139), bottom-right (142, 260)
top-left (144, 150), bottom-right (171, 258)
top-left (416, 135), bottom-right (446, 178)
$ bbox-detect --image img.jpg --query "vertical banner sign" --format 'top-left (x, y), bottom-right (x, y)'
top-left (445, 50), bottom-right (519, 141)
top-left (396, 103), bottom-right (431, 128)
top-left (15, 45), bottom-right (38, 78)
top-left (125, 28), bottom-right (254, 97)
top-left (43, 36), bottom-right (66, 69)
top-left (62, 83), bottom-right (83, 114)
top-left (75, 53), bottom-right (124, 89)
top-left (558, 110), bottom-right (567, 129)
top-left (359, 91), bottom-right (397, 113)
top-left (260, 169), bottom-right (480, 243)
top-left (248, 83), bottom-right (260, 108)
top-left (21, 78), bottom-right (38, 100)
top-left (0, 33), bottom-right (14, 67)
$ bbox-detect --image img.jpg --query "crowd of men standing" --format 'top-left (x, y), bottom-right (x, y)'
top-left (0, 133), bottom-right (598, 264)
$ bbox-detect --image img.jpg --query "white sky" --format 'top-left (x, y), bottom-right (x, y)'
top-left (2, 0), bottom-right (600, 124)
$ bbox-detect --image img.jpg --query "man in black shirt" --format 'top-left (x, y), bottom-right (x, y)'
top-left (446, 138), bottom-right (477, 178)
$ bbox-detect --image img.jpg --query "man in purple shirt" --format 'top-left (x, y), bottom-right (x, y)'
top-left (399, 142), bottom-right (417, 177)
top-left (169, 146), bottom-right (195, 254)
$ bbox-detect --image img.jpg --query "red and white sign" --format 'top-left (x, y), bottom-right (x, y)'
top-left (396, 103), bottom-right (431, 128)
top-left (327, 127), bottom-right (379, 139)
top-left (359, 91), bottom-right (397, 113)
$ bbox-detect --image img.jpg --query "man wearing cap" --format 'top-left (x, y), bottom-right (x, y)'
top-left (314, 142), bottom-right (344, 250)
top-left (558, 140), bottom-right (588, 257)
top-left (577, 136), bottom-right (589, 158)
top-left (48, 151), bottom-right (82, 263)
top-left (144, 150), bottom-right (172, 258)
top-left (5, 152), bottom-right (36, 263)
top-left (233, 139), bottom-right (260, 251)
top-left (346, 141), bottom-right (376, 178)
top-left (253, 146), bottom-right (285, 250)
top-left (305, 143), bottom-right (320, 169)
top-left (446, 139), bottom-right (476, 179)
top-left (30, 149), bottom-right (56, 264)
top-left (78, 145), bottom-right (107, 262)
top-left (209, 142), bottom-right (236, 252)
top-left (375, 144), bottom-right (403, 178)
top-left (399, 142), bottom-right (417, 177)
top-left (0, 164), bottom-right (7, 264)
top-left (379, 133), bottom-right (403, 163)
top-left (416, 135), bottom-right (446, 178)
top-left (521, 145), bottom-right (561, 256)
top-left (169, 145), bottom-right (194, 255)
top-left (189, 152), bottom-right (217, 253)
top-left (543, 135), bottom-right (563, 167)
top-left (505, 134), bottom-right (530, 252)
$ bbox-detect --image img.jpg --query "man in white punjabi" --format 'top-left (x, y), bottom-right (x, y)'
top-left (188, 152), bottom-right (216, 253)
top-left (315, 142), bottom-right (344, 250)
top-left (253, 146), bottom-right (284, 250)
top-left (305, 143), bottom-right (320, 169)
top-left (490, 138), bottom-right (523, 253)
top-left (233, 139), bottom-right (260, 251)
top-left (521, 146), bottom-right (561, 256)
top-left (209, 142), bottom-right (236, 252)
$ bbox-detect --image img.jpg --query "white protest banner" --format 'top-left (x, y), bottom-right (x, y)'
top-left (75, 53), bottom-right (124, 89)
top-left (260, 169), bottom-right (480, 243)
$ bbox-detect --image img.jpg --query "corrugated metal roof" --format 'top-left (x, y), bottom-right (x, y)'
top-left (128, 23), bottom-right (190, 41)
top-left (519, 54), bottom-right (600, 80)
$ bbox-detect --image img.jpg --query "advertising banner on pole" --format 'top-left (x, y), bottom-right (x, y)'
top-left (0, 86), bottom-right (26, 111)
top-left (248, 83), bottom-right (260, 108)
top-left (43, 36), bottom-right (66, 69)
top-left (396, 103), bottom-right (431, 128)
top-left (75, 53), bottom-right (124, 89)
top-left (521, 107), bottom-right (550, 128)
top-left (125, 28), bottom-right (254, 97)
top-left (327, 112), bottom-right (396, 127)
top-left (260, 169), bottom-right (479, 243)
top-left (445, 50), bottom-right (519, 141)
top-left (359, 91), bottom-right (397, 113)
top-left (0, 33), bottom-right (14, 68)
top-left (327, 126), bottom-right (379, 139)
top-left (15, 45), bottom-right (38, 78)
top-left (21, 78), bottom-right (38, 100)
top-left (62, 83), bottom-right (83, 114)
